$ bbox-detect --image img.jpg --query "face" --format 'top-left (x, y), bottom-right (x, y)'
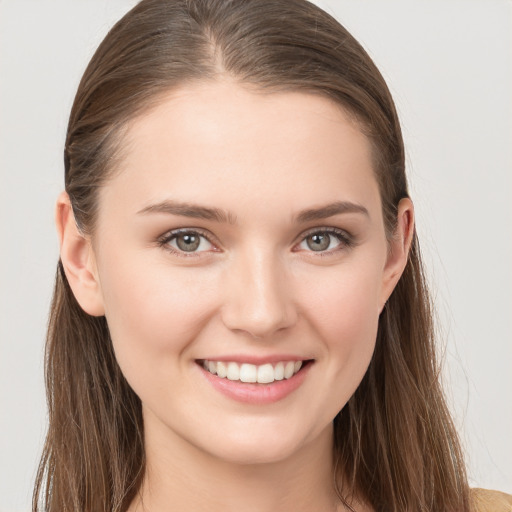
top-left (83, 80), bottom-right (407, 465)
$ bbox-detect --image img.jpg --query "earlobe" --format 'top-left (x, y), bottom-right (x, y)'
top-left (56, 191), bottom-right (105, 316)
top-left (379, 198), bottom-right (415, 312)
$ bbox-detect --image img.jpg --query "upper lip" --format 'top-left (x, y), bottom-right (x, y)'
top-left (196, 355), bottom-right (313, 365)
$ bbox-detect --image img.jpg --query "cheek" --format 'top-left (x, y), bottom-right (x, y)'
top-left (301, 260), bottom-right (382, 346)
top-left (297, 259), bottom-right (383, 399)
top-left (97, 253), bottom-right (219, 384)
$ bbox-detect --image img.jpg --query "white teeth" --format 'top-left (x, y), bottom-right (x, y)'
top-left (239, 363), bottom-right (257, 383)
top-left (226, 362), bottom-right (239, 381)
top-left (257, 364), bottom-right (274, 384)
top-left (201, 359), bottom-right (305, 383)
top-left (284, 361), bottom-right (295, 379)
top-left (216, 361), bottom-right (227, 378)
top-left (274, 362), bottom-right (284, 381)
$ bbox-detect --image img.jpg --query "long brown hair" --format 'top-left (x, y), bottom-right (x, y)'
top-left (34, 1), bottom-right (471, 510)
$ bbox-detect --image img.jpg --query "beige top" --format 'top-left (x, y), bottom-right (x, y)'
top-left (472, 489), bottom-right (512, 512)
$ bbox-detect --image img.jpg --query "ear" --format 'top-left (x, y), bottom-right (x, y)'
top-left (379, 198), bottom-right (415, 313)
top-left (56, 191), bottom-right (105, 316)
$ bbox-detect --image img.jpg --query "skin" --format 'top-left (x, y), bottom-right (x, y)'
top-left (57, 79), bottom-right (414, 512)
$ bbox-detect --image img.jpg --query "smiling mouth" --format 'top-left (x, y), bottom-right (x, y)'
top-left (197, 359), bottom-right (313, 384)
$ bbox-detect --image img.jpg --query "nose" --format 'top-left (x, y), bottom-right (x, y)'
top-left (221, 247), bottom-right (298, 339)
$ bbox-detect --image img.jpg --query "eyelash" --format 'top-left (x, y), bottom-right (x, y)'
top-left (296, 227), bottom-right (355, 257)
top-left (157, 227), bottom-right (355, 259)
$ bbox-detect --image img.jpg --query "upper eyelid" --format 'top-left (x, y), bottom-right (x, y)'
top-left (299, 226), bottom-right (351, 238)
top-left (159, 227), bottom-right (216, 243)
top-left (159, 226), bottom-right (350, 241)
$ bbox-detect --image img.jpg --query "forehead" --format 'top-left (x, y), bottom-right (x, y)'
top-left (99, 80), bottom-right (381, 222)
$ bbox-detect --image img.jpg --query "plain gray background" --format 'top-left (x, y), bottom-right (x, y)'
top-left (1, 1), bottom-right (511, 510)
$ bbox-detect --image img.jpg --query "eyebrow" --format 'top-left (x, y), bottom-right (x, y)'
top-left (137, 199), bottom-right (369, 224)
top-left (294, 201), bottom-right (369, 223)
top-left (137, 200), bottom-right (238, 224)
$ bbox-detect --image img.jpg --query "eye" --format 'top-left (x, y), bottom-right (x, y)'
top-left (158, 229), bottom-right (217, 257)
top-left (296, 228), bottom-right (353, 254)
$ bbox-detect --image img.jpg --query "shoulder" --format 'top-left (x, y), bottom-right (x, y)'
top-left (471, 488), bottom-right (512, 512)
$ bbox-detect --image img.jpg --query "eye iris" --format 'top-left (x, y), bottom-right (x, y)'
top-left (307, 233), bottom-right (330, 251)
top-left (176, 233), bottom-right (200, 252)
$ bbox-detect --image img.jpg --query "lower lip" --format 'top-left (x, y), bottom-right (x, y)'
top-left (198, 362), bottom-right (312, 404)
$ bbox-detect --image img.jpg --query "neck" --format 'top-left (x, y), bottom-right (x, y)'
top-left (128, 411), bottom-right (343, 512)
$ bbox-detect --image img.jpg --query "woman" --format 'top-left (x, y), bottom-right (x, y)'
top-left (33, 0), bottom-right (511, 511)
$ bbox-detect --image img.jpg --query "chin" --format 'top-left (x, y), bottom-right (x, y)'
top-left (208, 438), bottom-right (302, 466)
top-left (196, 421), bottom-right (326, 467)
